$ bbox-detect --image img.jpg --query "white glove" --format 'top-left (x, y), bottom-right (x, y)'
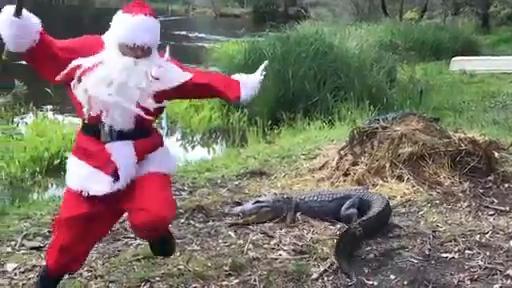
top-left (231, 60), bottom-right (268, 105)
top-left (0, 5), bottom-right (42, 53)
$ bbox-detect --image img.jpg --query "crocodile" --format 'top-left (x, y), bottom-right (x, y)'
top-left (225, 186), bottom-right (392, 278)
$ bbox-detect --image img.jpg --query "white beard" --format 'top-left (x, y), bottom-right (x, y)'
top-left (58, 44), bottom-right (192, 131)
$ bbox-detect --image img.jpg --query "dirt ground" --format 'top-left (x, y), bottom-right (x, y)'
top-left (0, 170), bottom-right (511, 288)
top-left (1, 114), bottom-right (512, 287)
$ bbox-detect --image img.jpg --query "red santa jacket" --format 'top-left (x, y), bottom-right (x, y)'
top-left (0, 8), bottom-right (253, 196)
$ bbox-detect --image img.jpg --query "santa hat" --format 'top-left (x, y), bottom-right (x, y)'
top-left (103, 0), bottom-right (160, 49)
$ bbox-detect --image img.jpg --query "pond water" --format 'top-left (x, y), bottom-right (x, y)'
top-left (0, 3), bottom-right (272, 202)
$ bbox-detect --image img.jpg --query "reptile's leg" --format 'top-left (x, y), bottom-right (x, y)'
top-left (285, 211), bottom-right (296, 225)
top-left (285, 200), bottom-right (297, 225)
top-left (339, 197), bottom-right (360, 224)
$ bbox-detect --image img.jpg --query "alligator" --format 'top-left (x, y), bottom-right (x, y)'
top-left (225, 186), bottom-right (392, 279)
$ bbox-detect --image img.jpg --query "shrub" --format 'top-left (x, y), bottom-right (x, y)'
top-left (0, 116), bottom-right (75, 187)
top-left (252, 0), bottom-right (280, 24)
top-left (344, 20), bottom-right (482, 62)
top-left (168, 20), bottom-right (481, 146)
top-left (208, 21), bottom-right (398, 126)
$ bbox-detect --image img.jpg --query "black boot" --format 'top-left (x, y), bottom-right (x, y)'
top-left (36, 266), bottom-right (63, 288)
top-left (148, 231), bottom-right (176, 257)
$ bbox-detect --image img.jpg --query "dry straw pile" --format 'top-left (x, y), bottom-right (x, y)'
top-left (316, 112), bottom-right (512, 193)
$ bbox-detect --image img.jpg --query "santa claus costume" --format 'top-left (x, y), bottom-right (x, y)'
top-left (0, 1), bottom-right (267, 287)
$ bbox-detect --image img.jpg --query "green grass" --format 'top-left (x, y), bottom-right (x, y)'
top-left (478, 26), bottom-right (512, 55)
top-left (0, 197), bottom-right (59, 238)
top-left (1, 21), bottom-right (512, 206)
top-left (169, 20), bottom-right (482, 145)
top-left (175, 118), bottom-right (358, 184)
top-left (4, 58), bottom-right (511, 204)
top-left (0, 116), bottom-right (75, 186)
top-left (208, 21), bottom-right (398, 124)
top-left (343, 20), bottom-right (482, 62)
top-left (0, 115), bottom-right (75, 205)
top-left (175, 60), bottom-right (512, 183)
top-left (410, 61), bottom-right (512, 141)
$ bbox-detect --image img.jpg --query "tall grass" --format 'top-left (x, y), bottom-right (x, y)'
top-left (169, 20), bottom-right (481, 144)
top-left (343, 20), bottom-right (482, 63)
top-left (0, 116), bottom-right (75, 187)
top-left (210, 21), bottom-right (398, 124)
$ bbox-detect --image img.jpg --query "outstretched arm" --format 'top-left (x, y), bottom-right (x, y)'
top-left (154, 50), bottom-right (268, 105)
top-left (0, 5), bottom-right (104, 84)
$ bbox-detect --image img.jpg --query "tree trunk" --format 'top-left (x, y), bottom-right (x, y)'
top-left (380, 0), bottom-right (390, 17)
top-left (398, 0), bottom-right (405, 21)
top-left (477, 0), bottom-right (491, 33)
top-left (210, 0), bottom-right (220, 19)
top-left (441, 0), bottom-right (448, 24)
top-left (417, 0), bottom-right (430, 21)
top-left (283, 0), bottom-right (289, 20)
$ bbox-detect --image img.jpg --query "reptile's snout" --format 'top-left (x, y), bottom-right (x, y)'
top-left (224, 196), bottom-right (286, 224)
top-left (225, 198), bottom-right (271, 215)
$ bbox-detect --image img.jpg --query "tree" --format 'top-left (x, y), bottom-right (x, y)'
top-left (476, 0), bottom-right (492, 32)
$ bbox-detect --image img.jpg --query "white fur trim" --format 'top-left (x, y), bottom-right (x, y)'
top-left (104, 10), bottom-right (160, 47)
top-left (105, 140), bottom-right (138, 189)
top-left (0, 6), bottom-right (42, 52)
top-left (136, 145), bottom-right (177, 176)
top-left (65, 141), bottom-right (137, 196)
top-left (65, 155), bottom-right (117, 196)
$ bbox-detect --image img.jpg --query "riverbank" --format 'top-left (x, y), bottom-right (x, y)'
top-left (1, 21), bottom-right (512, 287)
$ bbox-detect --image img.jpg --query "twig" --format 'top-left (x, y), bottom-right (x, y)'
top-left (243, 234), bottom-right (253, 255)
top-left (481, 203), bottom-right (510, 212)
top-left (466, 262), bottom-right (506, 272)
top-left (268, 254), bottom-right (309, 260)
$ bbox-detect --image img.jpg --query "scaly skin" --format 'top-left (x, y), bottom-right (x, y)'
top-left (225, 187), bottom-right (392, 279)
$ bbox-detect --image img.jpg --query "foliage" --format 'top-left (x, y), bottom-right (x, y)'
top-left (408, 61), bottom-right (512, 141)
top-left (478, 26), bottom-right (512, 55)
top-left (252, 0), bottom-right (280, 23)
top-left (208, 21), bottom-right (399, 126)
top-left (0, 116), bottom-right (75, 188)
top-left (343, 20), bottom-right (482, 63)
top-left (169, 20), bottom-right (481, 145)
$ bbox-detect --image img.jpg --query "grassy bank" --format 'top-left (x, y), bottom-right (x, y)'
top-left (2, 19), bottom-right (512, 201)
top-left (2, 57), bottom-right (512, 200)
top-left (166, 20), bottom-right (483, 144)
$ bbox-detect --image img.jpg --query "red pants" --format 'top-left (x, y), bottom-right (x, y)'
top-left (45, 172), bottom-right (177, 277)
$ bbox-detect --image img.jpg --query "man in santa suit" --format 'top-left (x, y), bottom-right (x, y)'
top-left (0, 1), bottom-right (268, 287)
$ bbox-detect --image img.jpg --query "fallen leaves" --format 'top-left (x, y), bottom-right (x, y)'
top-left (0, 175), bottom-right (511, 287)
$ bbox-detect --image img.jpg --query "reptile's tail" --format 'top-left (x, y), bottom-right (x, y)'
top-left (334, 224), bottom-right (364, 261)
top-left (333, 224), bottom-right (364, 278)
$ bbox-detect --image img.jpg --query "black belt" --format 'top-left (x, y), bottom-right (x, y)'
top-left (80, 122), bottom-right (151, 143)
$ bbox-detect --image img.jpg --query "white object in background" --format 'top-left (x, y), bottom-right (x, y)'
top-left (449, 56), bottom-right (512, 73)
